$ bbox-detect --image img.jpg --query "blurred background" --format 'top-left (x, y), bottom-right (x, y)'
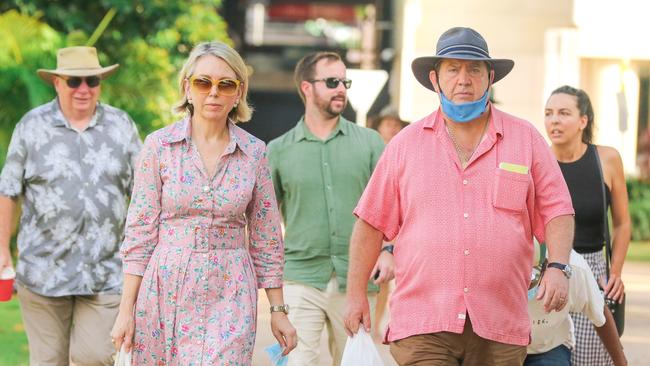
top-left (1, 1), bottom-right (650, 364)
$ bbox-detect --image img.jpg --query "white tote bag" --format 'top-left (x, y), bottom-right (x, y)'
top-left (113, 345), bottom-right (132, 366)
top-left (340, 328), bottom-right (385, 366)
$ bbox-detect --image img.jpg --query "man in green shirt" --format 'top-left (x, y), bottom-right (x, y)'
top-left (268, 51), bottom-right (388, 365)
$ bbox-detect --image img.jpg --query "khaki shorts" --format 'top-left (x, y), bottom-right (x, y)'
top-left (17, 284), bottom-right (120, 366)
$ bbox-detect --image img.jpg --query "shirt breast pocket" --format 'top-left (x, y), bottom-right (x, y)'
top-left (493, 168), bottom-right (530, 212)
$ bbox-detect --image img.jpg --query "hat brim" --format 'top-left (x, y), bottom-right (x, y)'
top-left (411, 56), bottom-right (514, 91)
top-left (37, 64), bottom-right (120, 84)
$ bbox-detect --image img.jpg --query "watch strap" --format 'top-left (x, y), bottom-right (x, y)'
top-left (547, 262), bottom-right (570, 277)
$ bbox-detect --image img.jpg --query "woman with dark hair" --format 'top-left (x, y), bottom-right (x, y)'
top-left (544, 85), bottom-right (631, 365)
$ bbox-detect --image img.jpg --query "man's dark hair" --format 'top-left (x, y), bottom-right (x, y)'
top-left (294, 52), bottom-right (342, 103)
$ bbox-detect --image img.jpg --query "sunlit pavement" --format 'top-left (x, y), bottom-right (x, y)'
top-left (620, 261), bottom-right (650, 366)
top-left (253, 262), bottom-right (650, 365)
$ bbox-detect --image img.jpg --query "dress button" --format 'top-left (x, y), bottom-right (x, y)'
top-left (327, 185), bottom-right (332, 190)
top-left (462, 179), bottom-right (468, 185)
top-left (202, 185), bottom-right (211, 193)
top-left (463, 213), bottom-right (469, 218)
top-left (464, 287), bottom-right (469, 293)
top-left (464, 249), bottom-right (470, 256)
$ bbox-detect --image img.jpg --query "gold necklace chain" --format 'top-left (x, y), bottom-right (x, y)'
top-left (446, 118), bottom-right (489, 165)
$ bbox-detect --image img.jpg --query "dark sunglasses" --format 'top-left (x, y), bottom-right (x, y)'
top-left (58, 75), bottom-right (101, 88)
top-left (309, 77), bottom-right (352, 89)
top-left (188, 75), bottom-right (241, 96)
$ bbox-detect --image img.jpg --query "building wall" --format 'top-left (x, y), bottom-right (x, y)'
top-left (395, 0), bottom-right (650, 175)
top-left (396, 0), bottom-right (574, 130)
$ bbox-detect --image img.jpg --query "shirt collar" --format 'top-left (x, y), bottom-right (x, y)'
top-left (161, 116), bottom-right (252, 156)
top-left (50, 98), bottom-right (103, 128)
top-left (293, 115), bottom-right (349, 143)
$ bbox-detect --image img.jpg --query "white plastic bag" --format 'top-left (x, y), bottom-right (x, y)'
top-left (340, 328), bottom-right (385, 366)
top-left (113, 345), bottom-right (132, 366)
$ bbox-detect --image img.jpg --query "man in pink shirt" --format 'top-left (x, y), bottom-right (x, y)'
top-left (344, 27), bottom-right (576, 365)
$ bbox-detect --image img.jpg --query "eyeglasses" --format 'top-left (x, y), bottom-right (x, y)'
top-left (309, 77), bottom-right (352, 89)
top-left (58, 75), bottom-right (101, 88)
top-left (188, 75), bottom-right (241, 96)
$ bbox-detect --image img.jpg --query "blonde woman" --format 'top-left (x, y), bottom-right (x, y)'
top-left (111, 41), bottom-right (296, 364)
top-left (544, 85), bottom-right (631, 366)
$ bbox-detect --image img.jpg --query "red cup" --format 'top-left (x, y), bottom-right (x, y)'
top-left (0, 267), bottom-right (16, 302)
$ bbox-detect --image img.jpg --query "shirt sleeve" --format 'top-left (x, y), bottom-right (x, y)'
top-left (369, 130), bottom-right (385, 172)
top-left (354, 141), bottom-right (401, 241)
top-left (0, 121), bottom-right (28, 198)
top-left (530, 131), bottom-right (575, 240)
top-left (125, 116), bottom-right (143, 196)
top-left (569, 253), bottom-right (606, 327)
top-left (247, 146), bottom-right (284, 289)
top-left (120, 134), bottom-right (162, 276)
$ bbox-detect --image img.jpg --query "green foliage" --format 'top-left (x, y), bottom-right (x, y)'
top-left (0, 10), bottom-right (62, 165)
top-left (627, 178), bottom-right (650, 241)
top-left (0, 297), bottom-right (29, 366)
top-left (0, 1), bottom-right (232, 165)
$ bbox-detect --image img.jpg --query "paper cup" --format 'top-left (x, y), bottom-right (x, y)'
top-left (0, 267), bottom-right (16, 302)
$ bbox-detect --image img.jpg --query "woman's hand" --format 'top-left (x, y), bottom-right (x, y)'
top-left (370, 250), bottom-right (395, 285)
top-left (270, 312), bottom-right (297, 356)
top-left (110, 307), bottom-right (135, 353)
top-left (603, 274), bottom-right (625, 303)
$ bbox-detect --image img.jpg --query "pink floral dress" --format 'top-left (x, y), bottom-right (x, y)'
top-left (121, 118), bottom-right (284, 365)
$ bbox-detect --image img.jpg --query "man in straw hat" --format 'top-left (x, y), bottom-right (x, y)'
top-left (344, 27), bottom-right (575, 364)
top-left (0, 46), bottom-right (141, 365)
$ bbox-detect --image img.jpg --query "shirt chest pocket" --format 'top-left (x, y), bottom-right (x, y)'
top-left (493, 168), bottom-right (530, 212)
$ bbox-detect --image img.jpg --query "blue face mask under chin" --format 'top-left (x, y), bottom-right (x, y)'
top-left (439, 89), bottom-right (489, 123)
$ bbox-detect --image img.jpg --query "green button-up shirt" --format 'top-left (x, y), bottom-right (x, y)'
top-left (268, 116), bottom-right (384, 292)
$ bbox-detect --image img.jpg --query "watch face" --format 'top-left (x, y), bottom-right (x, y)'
top-left (565, 265), bottom-right (573, 278)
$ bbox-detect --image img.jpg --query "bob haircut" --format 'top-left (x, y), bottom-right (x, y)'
top-left (173, 41), bottom-right (252, 122)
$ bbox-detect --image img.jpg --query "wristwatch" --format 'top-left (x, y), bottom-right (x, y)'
top-left (270, 304), bottom-right (290, 314)
top-left (547, 262), bottom-right (572, 279)
top-left (381, 244), bottom-right (394, 254)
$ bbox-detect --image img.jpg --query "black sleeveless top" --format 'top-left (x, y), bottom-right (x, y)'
top-left (558, 144), bottom-right (611, 254)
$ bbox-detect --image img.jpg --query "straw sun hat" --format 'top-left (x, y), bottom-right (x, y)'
top-left (37, 46), bottom-right (119, 84)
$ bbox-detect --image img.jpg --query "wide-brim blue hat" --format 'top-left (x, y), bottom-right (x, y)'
top-left (411, 27), bottom-right (514, 91)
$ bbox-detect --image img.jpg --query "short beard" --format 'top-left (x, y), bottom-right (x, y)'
top-left (315, 92), bottom-right (346, 118)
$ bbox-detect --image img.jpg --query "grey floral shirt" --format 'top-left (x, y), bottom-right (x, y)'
top-left (0, 99), bottom-right (142, 296)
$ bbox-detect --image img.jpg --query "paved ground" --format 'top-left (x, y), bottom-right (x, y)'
top-left (252, 261), bottom-right (650, 365)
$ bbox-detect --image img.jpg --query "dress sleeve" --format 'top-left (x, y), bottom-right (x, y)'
top-left (247, 147), bottom-right (284, 288)
top-left (120, 135), bottom-right (162, 276)
top-left (0, 122), bottom-right (28, 198)
top-left (267, 141), bottom-right (283, 206)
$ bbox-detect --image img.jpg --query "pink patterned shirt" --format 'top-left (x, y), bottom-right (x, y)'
top-left (354, 107), bottom-right (574, 346)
